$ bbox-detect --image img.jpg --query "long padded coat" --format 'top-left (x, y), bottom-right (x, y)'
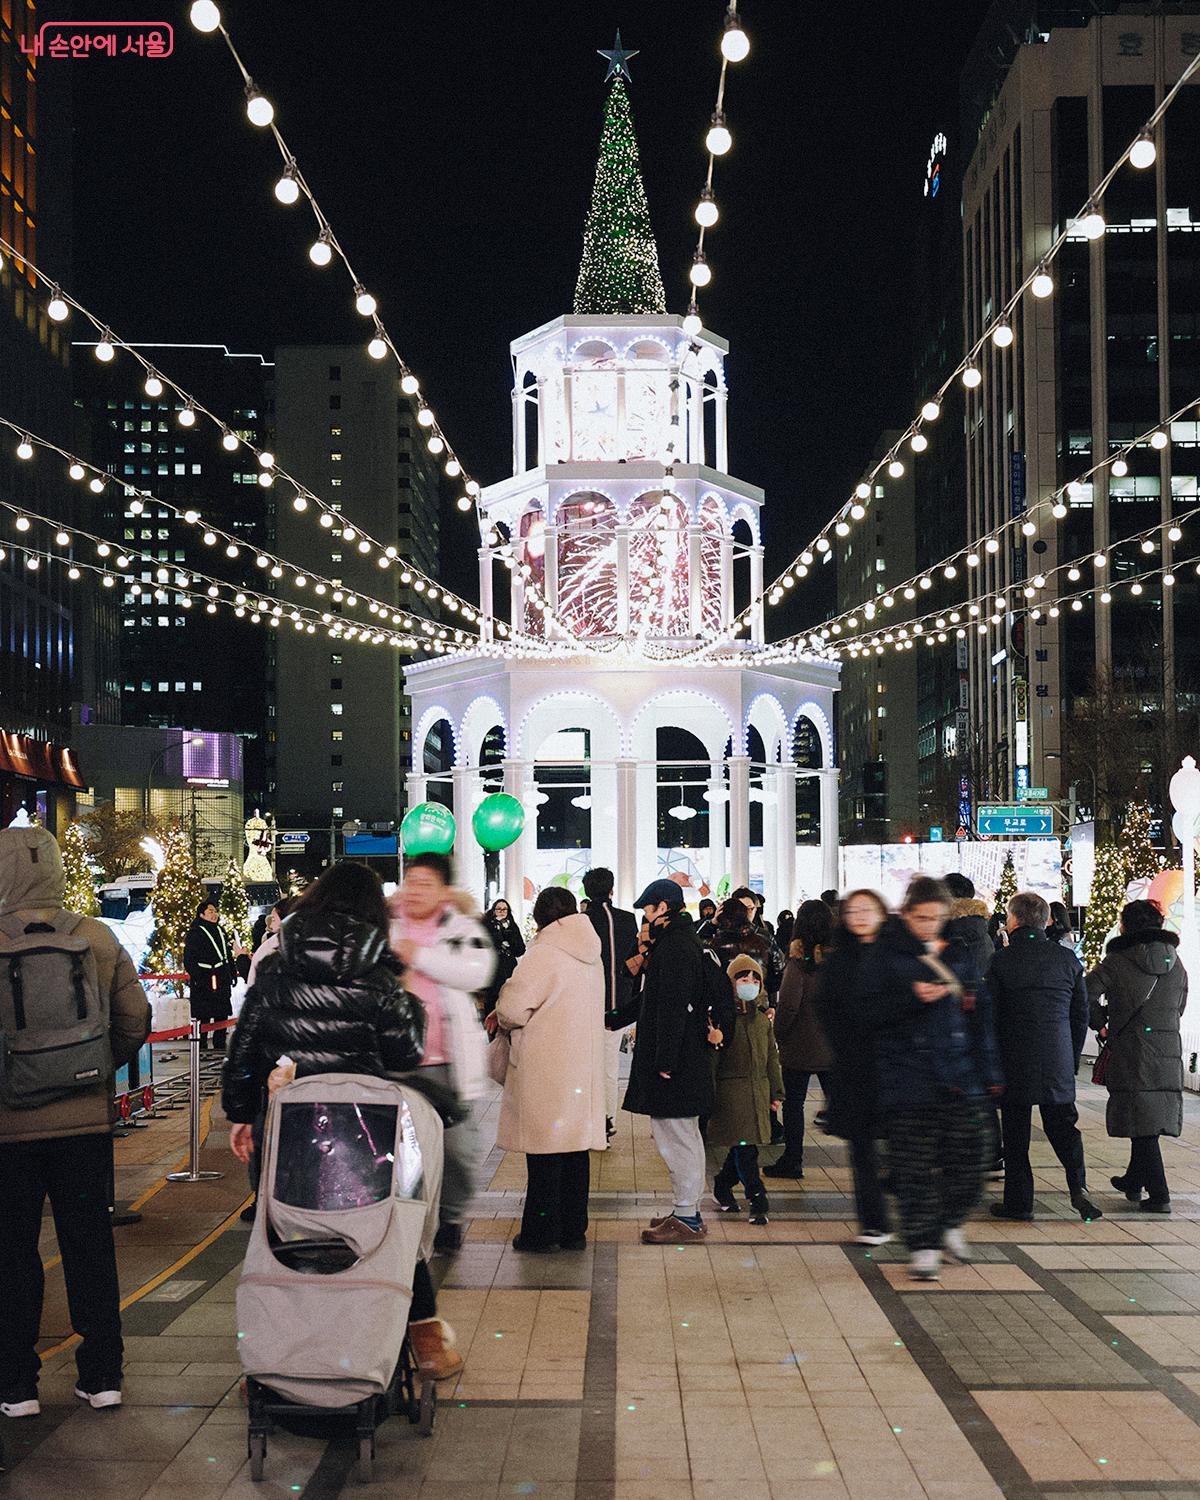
top-left (1087, 929), bottom-right (1187, 1139)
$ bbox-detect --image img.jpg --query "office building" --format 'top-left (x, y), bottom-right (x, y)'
top-left (74, 342), bottom-right (275, 807)
top-left (0, 0), bottom-right (100, 828)
top-left (272, 346), bottom-right (443, 838)
top-left (960, 4), bottom-right (1200, 817)
top-left (836, 434), bottom-right (919, 842)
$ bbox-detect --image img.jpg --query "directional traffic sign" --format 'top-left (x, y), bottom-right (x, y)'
top-left (929, 827), bottom-right (943, 843)
top-left (277, 831), bottom-right (311, 846)
top-left (1017, 787), bottom-right (1048, 801)
top-left (977, 805), bottom-right (1053, 837)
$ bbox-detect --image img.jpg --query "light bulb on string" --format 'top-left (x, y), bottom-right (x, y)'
top-left (855, 481), bottom-right (871, 500)
top-left (69, 462), bottom-right (85, 481)
top-left (682, 305), bottom-right (703, 338)
top-left (95, 334), bottom-right (115, 363)
top-left (417, 406), bottom-right (435, 428)
top-left (88, 476), bottom-right (104, 494)
top-left (144, 371), bottom-right (163, 399)
top-left (1130, 583), bottom-right (1143, 596)
top-left (221, 429), bottom-right (239, 452)
top-left (1141, 538), bottom-right (1156, 554)
top-left (46, 289), bottom-right (69, 322)
top-left (910, 432), bottom-right (928, 453)
top-left (1080, 201), bottom-right (1106, 239)
top-left (887, 458), bottom-right (904, 478)
top-left (1165, 573), bottom-right (1176, 587)
top-left (1021, 520), bottom-right (1036, 536)
top-left (850, 503), bottom-right (866, 520)
top-left (1112, 457), bottom-right (1129, 477)
top-left (706, 111), bottom-right (732, 155)
top-left (1051, 501), bottom-right (1068, 519)
top-left (400, 373), bottom-right (420, 396)
top-left (1150, 430), bottom-right (1169, 450)
top-left (694, 189), bottom-right (719, 228)
top-left (189, 0), bottom-right (221, 30)
top-left (985, 536), bottom-right (1000, 553)
top-left (15, 436), bottom-right (33, 461)
top-left (178, 405), bottom-right (196, 428)
top-left (962, 361), bottom-right (982, 389)
top-left (445, 459), bottom-right (461, 478)
top-left (721, 10), bottom-right (750, 60)
top-left (354, 286), bottom-right (377, 317)
top-left (1169, 524), bottom-right (1182, 542)
top-left (274, 165), bottom-right (301, 205)
top-left (244, 83), bottom-right (274, 128)
top-left (921, 400), bottom-right (941, 422)
top-left (1129, 130), bottom-right (1157, 170)
top-left (991, 317), bottom-right (1014, 349)
top-left (367, 336), bottom-right (388, 360)
top-left (1031, 263), bottom-right (1055, 299)
top-left (689, 251), bottom-right (712, 287)
top-left (1068, 566), bottom-right (1081, 581)
top-left (309, 232), bottom-right (333, 267)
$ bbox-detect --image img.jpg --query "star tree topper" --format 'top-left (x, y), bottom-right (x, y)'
top-left (598, 29), bottom-right (639, 82)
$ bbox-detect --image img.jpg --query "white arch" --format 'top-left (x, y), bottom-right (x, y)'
top-left (413, 706), bottom-right (458, 774)
top-left (630, 689), bottom-right (735, 764)
top-left (458, 695), bottom-right (508, 769)
top-left (744, 692), bottom-right (788, 764)
top-left (568, 337), bottom-right (617, 361)
top-left (791, 701), bottom-right (834, 768)
top-left (517, 689), bottom-right (624, 761)
top-left (729, 502), bottom-right (761, 545)
top-left (621, 334), bottom-right (673, 361)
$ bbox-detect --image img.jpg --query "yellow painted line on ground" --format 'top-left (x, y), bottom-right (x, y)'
top-left (39, 1189), bottom-right (253, 1361)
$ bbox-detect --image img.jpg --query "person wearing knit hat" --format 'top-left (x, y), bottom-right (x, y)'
top-left (706, 955), bottom-right (784, 1225)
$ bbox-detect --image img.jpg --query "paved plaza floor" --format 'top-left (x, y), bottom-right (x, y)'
top-left (6, 1066), bottom-right (1200, 1499)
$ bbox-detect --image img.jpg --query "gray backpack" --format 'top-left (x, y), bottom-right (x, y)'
top-left (0, 911), bottom-right (112, 1109)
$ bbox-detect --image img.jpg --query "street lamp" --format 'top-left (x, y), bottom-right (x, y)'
top-left (145, 735), bottom-right (206, 819)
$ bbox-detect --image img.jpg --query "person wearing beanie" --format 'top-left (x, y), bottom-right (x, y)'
top-left (707, 956), bottom-right (784, 1224)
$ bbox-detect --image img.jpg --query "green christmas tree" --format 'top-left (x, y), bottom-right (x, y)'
top-left (61, 820), bottom-right (100, 916)
top-left (1120, 801), bottom-right (1162, 881)
top-left (574, 75), bottom-right (666, 316)
top-left (1083, 842), bottom-right (1128, 969)
top-left (992, 851), bottom-right (1017, 922)
top-left (146, 827), bottom-right (206, 977)
top-left (218, 857), bottom-right (252, 951)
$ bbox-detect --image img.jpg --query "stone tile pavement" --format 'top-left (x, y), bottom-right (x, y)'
top-left (5, 1073), bottom-right (1200, 1497)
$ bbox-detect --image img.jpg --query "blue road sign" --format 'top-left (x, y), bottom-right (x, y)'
top-left (977, 805), bottom-right (1053, 838)
top-left (929, 827), bottom-right (943, 843)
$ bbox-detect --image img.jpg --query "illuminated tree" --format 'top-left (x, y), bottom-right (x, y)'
top-left (146, 827), bottom-right (206, 976)
top-left (218, 858), bottom-right (252, 950)
top-left (61, 820), bottom-right (100, 916)
top-left (574, 76), bottom-right (666, 316)
top-left (1083, 843), bottom-right (1128, 970)
top-left (1120, 801), bottom-right (1162, 881)
top-left (992, 851), bottom-right (1017, 922)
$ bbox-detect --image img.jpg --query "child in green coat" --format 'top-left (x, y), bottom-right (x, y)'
top-left (708, 955), bottom-right (785, 1224)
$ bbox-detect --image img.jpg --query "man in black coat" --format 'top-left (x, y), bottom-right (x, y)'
top-left (582, 867), bottom-right (640, 1142)
top-left (609, 879), bottom-right (712, 1245)
top-left (988, 890), bottom-right (1099, 1222)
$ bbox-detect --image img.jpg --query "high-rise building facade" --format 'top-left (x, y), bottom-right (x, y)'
top-left (272, 346), bottom-right (442, 836)
top-left (74, 343), bottom-right (275, 806)
top-left (0, 1), bottom-right (96, 828)
top-left (836, 435), bottom-right (919, 842)
top-left (961, 7), bottom-right (1200, 818)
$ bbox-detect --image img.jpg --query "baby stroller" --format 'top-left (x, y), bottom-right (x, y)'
top-left (237, 1072), bottom-right (444, 1481)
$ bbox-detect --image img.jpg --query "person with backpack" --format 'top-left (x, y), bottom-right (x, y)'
top-left (0, 825), bottom-right (151, 1417)
top-left (581, 867), bottom-right (639, 1141)
top-left (608, 879), bottom-right (732, 1245)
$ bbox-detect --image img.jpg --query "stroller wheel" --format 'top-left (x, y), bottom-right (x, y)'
top-left (356, 1433), bottom-right (375, 1482)
top-left (419, 1376), bottom-right (437, 1436)
top-left (248, 1430), bottom-right (266, 1481)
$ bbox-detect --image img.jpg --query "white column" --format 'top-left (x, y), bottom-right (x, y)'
top-left (749, 544), bottom-right (765, 646)
top-left (514, 388), bottom-right (524, 474)
top-left (776, 764), bottom-right (797, 915)
top-left (615, 757), bottom-right (638, 908)
top-left (687, 374), bottom-right (703, 462)
top-left (720, 535), bottom-right (734, 628)
top-left (477, 548), bottom-right (494, 642)
top-left (715, 388), bottom-right (729, 473)
top-left (761, 771), bottom-right (779, 916)
top-left (687, 524), bottom-right (703, 637)
top-left (512, 570), bottom-right (526, 634)
top-left (727, 754), bottom-right (751, 891)
top-left (616, 524), bottom-right (631, 636)
top-left (706, 763), bottom-right (726, 895)
top-left (405, 772), bottom-right (428, 810)
top-left (544, 524), bottom-right (559, 610)
top-left (819, 767), bottom-right (840, 893)
top-left (452, 765), bottom-right (484, 897)
top-left (502, 758), bottom-right (529, 918)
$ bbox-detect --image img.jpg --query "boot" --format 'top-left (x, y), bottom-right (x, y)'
top-left (409, 1318), bottom-right (464, 1382)
top-left (748, 1193), bottom-right (769, 1226)
top-left (762, 1157), bottom-right (803, 1179)
top-left (712, 1166), bottom-right (739, 1213)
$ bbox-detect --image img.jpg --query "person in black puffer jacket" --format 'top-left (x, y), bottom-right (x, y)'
top-left (861, 876), bottom-right (1002, 1281)
top-left (222, 863), bottom-right (463, 1383)
top-left (705, 899), bottom-right (782, 1001)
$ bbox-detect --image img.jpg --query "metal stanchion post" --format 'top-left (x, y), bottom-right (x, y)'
top-left (166, 1019), bottom-right (223, 1183)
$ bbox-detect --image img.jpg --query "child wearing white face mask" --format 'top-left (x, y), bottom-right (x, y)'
top-left (707, 956), bottom-right (785, 1224)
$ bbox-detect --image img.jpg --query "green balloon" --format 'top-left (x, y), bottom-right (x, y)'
top-left (401, 801), bottom-right (456, 855)
top-left (471, 793), bottom-right (525, 852)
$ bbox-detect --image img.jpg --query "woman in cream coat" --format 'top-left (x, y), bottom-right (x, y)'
top-left (496, 886), bottom-right (605, 1252)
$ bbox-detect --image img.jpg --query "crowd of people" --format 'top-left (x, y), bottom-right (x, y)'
top-left (0, 826), bottom-right (1190, 1418)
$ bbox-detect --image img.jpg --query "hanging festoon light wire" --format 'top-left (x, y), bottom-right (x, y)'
top-left (681, 2), bottom-right (749, 340)
top-left (692, 45), bottom-right (1200, 655)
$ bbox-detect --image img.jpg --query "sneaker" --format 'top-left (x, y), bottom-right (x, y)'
top-left (1, 1388), bottom-right (40, 1418)
top-left (239, 1202), bottom-right (256, 1224)
top-left (408, 1318), bottom-right (464, 1382)
top-left (989, 1204), bottom-right (1033, 1222)
top-left (712, 1183), bottom-right (740, 1214)
top-left (942, 1227), bottom-right (973, 1263)
top-left (640, 1215), bottom-right (709, 1245)
top-left (605, 1116), bottom-right (616, 1140)
top-left (1111, 1175), bottom-right (1141, 1203)
top-left (1145, 1199), bottom-right (1172, 1215)
top-left (762, 1158), bottom-right (804, 1179)
top-left (852, 1229), bottom-right (893, 1246)
top-left (1071, 1193), bottom-right (1103, 1222)
top-left (74, 1382), bottom-right (121, 1410)
top-left (434, 1222), bottom-right (464, 1254)
top-left (909, 1248), bottom-right (941, 1281)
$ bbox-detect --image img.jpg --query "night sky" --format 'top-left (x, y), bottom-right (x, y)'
top-left (62, 0), bottom-right (995, 610)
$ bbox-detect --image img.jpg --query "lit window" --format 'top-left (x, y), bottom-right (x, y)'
top-left (331, 730), bottom-right (343, 742)
top-left (192, 680), bottom-right (202, 691)
top-left (333, 806), bottom-right (344, 817)
top-left (330, 426), bottom-right (343, 437)
top-left (331, 703), bottom-right (343, 716)
top-left (331, 654), bottom-right (343, 665)
top-left (175, 681), bottom-right (185, 691)
top-left (332, 781), bottom-right (344, 792)
top-left (158, 681), bottom-right (168, 692)
top-left (331, 477), bottom-right (343, 487)
top-left (330, 452), bottom-right (343, 462)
